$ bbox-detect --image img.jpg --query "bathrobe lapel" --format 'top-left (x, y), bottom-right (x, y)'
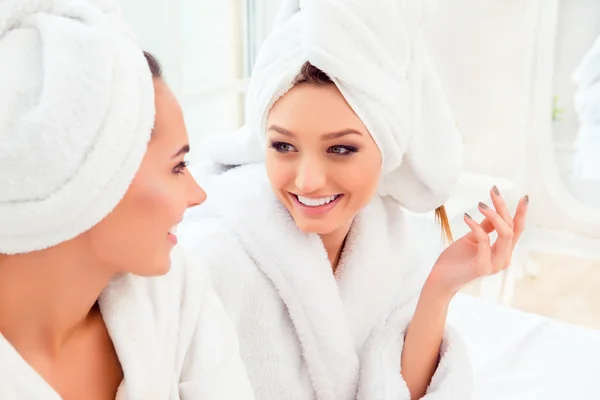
top-left (219, 170), bottom-right (360, 400)
top-left (99, 274), bottom-right (170, 400)
top-left (336, 198), bottom-right (430, 349)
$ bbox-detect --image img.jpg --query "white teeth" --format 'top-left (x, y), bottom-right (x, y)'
top-left (168, 225), bottom-right (178, 235)
top-left (297, 195), bottom-right (338, 207)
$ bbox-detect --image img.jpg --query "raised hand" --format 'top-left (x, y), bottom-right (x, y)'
top-left (426, 186), bottom-right (529, 296)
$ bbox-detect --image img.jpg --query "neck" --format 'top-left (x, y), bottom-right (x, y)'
top-left (0, 241), bottom-right (114, 357)
top-left (319, 219), bottom-right (353, 273)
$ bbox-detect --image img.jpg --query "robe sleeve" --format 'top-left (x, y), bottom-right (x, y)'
top-left (357, 216), bottom-right (473, 400)
top-left (357, 290), bottom-right (472, 400)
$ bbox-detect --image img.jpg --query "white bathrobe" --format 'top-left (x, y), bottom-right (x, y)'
top-left (181, 164), bottom-right (472, 400)
top-left (0, 247), bottom-right (254, 400)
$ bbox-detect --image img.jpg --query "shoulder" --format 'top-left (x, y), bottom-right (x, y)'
top-left (378, 197), bottom-right (444, 281)
top-left (371, 196), bottom-right (445, 256)
top-left (179, 217), bottom-right (264, 321)
top-left (189, 162), bottom-right (271, 218)
top-left (180, 162), bottom-right (292, 279)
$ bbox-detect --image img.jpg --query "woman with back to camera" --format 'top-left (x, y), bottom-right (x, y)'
top-left (181, 0), bottom-right (528, 399)
top-left (0, 0), bottom-right (253, 398)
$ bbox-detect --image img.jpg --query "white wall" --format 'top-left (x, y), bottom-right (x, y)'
top-left (120, 0), bottom-right (181, 92)
top-left (424, 0), bottom-right (539, 195)
top-left (120, 0), bottom-right (243, 95)
top-left (119, 0), bottom-right (248, 154)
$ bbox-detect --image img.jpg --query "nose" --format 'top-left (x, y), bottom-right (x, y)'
top-left (186, 174), bottom-right (207, 208)
top-left (295, 156), bottom-right (326, 194)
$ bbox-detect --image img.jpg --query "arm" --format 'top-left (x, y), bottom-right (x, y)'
top-left (179, 287), bottom-right (255, 400)
top-left (400, 281), bottom-right (454, 399)
top-left (398, 189), bottom-right (528, 399)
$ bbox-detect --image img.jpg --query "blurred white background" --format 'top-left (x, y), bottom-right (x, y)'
top-left (121, 0), bottom-right (600, 330)
top-left (121, 0), bottom-right (280, 158)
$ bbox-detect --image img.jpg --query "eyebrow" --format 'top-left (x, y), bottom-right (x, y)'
top-left (171, 144), bottom-right (190, 158)
top-left (268, 125), bottom-right (363, 140)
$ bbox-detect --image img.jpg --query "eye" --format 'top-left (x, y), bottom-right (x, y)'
top-left (269, 141), bottom-right (297, 153)
top-left (173, 160), bottom-right (188, 175)
top-left (328, 145), bottom-right (358, 155)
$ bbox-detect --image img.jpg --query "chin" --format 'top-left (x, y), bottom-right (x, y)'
top-left (292, 216), bottom-right (340, 236)
top-left (152, 257), bottom-right (173, 276)
top-left (131, 256), bottom-right (172, 277)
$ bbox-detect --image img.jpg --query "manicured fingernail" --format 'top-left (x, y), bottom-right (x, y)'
top-left (524, 195), bottom-right (529, 205)
top-left (478, 202), bottom-right (489, 210)
top-left (465, 213), bottom-right (472, 220)
top-left (492, 186), bottom-right (500, 196)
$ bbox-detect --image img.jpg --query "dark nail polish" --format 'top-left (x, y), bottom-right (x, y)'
top-left (465, 213), bottom-right (472, 220)
top-left (524, 195), bottom-right (529, 205)
top-left (492, 186), bottom-right (500, 196)
top-left (478, 202), bottom-right (489, 210)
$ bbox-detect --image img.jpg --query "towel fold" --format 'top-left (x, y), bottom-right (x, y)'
top-left (0, 0), bottom-right (155, 254)
top-left (200, 0), bottom-right (462, 213)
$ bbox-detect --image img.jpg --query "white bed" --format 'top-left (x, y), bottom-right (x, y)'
top-left (449, 293), bottom-right (600, 399)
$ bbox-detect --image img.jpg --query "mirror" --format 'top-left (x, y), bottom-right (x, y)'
top-left (552, 1), bottom-right (600, 207)
top-left (528, 0), bottom-right (600, 237)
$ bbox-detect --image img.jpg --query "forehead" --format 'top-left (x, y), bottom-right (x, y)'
top-left (150, 80), bottom-right (186, 143)
top-left (268, 83), bottom-right (367, 132)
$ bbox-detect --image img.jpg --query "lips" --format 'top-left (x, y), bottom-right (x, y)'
top-left (290, 193), bottom-right (344, 216)
top-left (296, 194), bottom-right (340, 207)
top-left (167, 224), bottom-right (179, 245)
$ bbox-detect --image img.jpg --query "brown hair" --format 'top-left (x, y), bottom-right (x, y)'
top-left (294, 62), bottom-right (453, 242)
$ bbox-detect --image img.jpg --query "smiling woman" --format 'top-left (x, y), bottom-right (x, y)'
top-left (266, 62), bottom-right (453, 245)
top-left (265, 68), bottom-right (382, 265)
top-left (179, 0), bottom-right (529, 398)
top-left (87, 67), bottom-right (204, 276)
top-left (0, 0), bottom-right (253, 398)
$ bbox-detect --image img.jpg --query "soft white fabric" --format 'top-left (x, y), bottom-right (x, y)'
top-left (0, 247), bottom-right (255, 399)
top-left (181, 164), bottom-right (472, 400)
top-left (199, 0), bottom-right (463, 213)
top-left (572, 35), bottom-right (600, 180)
top-left (0, 0), bottom-right (154, 254)
top-left (449, 293), bottom-right (600, 400)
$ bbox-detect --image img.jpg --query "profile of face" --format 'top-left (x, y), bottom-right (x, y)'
top-left (265, 82), bottom-right (382, 236)
top-left (82, 78), bottom-right (206, 276)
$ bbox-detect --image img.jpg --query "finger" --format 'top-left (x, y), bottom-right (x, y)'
top-left (465, 217), bottom-right (495, 242)
top-left (490, 186), bottom-right (514, 231)
top-left (464, 213), bottom-right (492, 274)
top-left (478, 202), bottom-right (513, 273)
top-left (512, 195), bottom-right (529, 248)
top-left (480, 218), bottom-right (495, 234)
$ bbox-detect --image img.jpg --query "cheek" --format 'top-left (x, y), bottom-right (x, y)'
top-left (340, 154), bottom-right (381, 202)
top-left (124, 178), bottom-right (180, 227)
top-left (88, 175), bottom-right (183, 273)
top-left (265, 153), bottom-right (292, 190)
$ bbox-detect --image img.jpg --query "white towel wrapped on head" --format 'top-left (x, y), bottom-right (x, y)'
top-left (201, 0), bottom-right (463, 213)
top-left (0, 0), bottom-right (155, 254)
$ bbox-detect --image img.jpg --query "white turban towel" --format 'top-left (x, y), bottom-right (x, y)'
top-left (201, 0), bottom-right (463, 213)
top-left (0, 0), bottom-right (155, 254)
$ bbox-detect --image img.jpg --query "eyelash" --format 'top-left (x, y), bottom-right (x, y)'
top-left (328, 145), bottom-right (358, 155)
top-left (269, 141), bottom-right (358, 156)
top-left (173, 160), bottom-right (188, 175)
top-left (269, 142), bottom-right (296, 153)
